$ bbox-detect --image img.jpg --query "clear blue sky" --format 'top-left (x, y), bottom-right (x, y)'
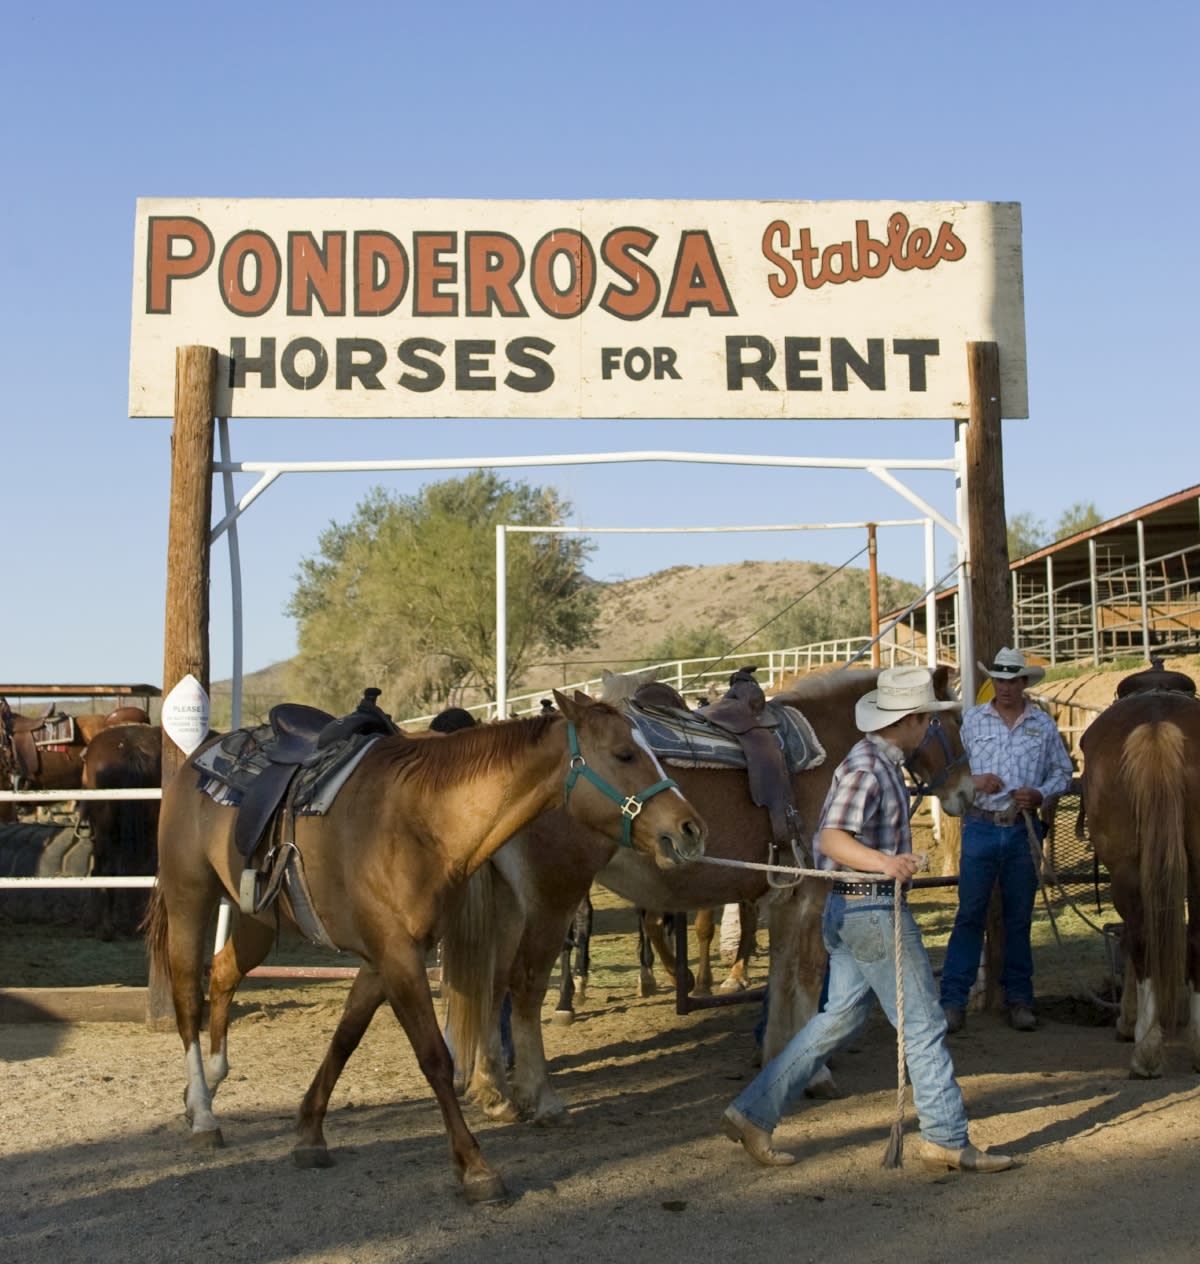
top-left (2, 1), bottom-right (1196, 687)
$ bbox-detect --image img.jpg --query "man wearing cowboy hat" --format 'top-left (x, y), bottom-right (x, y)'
top-left (940, 647), bottom-right (1074, 1034)
top-left (721, 667), bottom-right (1013, 1174)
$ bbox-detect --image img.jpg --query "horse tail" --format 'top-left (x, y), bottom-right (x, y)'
top-left (1121, 720), bottom-right (1188, 1032)
top-left (441, 861), bottom-right (498, 1081)
top-left (142, 884), bottom-right (171, 986)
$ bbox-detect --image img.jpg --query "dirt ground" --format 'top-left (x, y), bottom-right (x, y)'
top-left (3, 892), bottom-right (1200, 1264)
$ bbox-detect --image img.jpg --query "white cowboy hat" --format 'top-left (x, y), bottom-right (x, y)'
top-left (854, 667), bottom-right (961, 733)
top-left (977, 646), bottom-right (1045, 685)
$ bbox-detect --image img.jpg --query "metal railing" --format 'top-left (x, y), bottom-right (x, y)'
top-left (400, 637), bottom-right (928, 727)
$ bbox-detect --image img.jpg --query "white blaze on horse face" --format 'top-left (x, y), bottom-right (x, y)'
top-left (630, 727), bottom-right (687, 800)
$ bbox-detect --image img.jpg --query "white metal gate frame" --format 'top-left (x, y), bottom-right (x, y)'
top-left (210, 433), bottom-right (979, 725)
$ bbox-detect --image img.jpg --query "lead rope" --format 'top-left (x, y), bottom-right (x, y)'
top-left (882, 877), bottom-right (907, 1168)
top-left (1021, 809), bottom-right (1120, 1011)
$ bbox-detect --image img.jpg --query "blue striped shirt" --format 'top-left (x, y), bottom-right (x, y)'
top-left (812, 733), bottom-right (911, 871)
top-left (962, 700), bottom-right (1073, 812)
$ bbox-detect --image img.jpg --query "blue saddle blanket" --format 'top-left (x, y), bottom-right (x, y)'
top-left (625, 699), bottom-right (825, 774)
top-left (193, 724), bottom-right (381, 815)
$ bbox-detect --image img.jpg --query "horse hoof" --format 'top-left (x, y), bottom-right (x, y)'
top-left (718, 977), bottom-right (747, 994)
top-left (482, 1100), bottom-right (522, 1123)
top-left (462, 1173), bottom-right (509, 1205)
top-left (551, 1008), bottom-right (574, 1027)
top-left (1129, 1065), bottom-right (1162, 1081)
top-left (293, 1145), bottom-right (335, 1169)
top-left (572, 977), bottom-right (587, 1002)
top-left (190, 1128), bottom-right (224, 1149)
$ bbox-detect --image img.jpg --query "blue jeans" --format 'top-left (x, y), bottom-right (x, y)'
top-left (730, 894), bottom-right (969, 1150)
top-left (940, 816), bottom-right (1041, 1010)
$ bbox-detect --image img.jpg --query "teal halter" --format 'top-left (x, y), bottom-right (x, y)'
top-left (562, 721), bottom-right (679, 849)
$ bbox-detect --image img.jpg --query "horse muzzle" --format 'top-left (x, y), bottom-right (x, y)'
top-left (656, 816), bottom-right (707, 867)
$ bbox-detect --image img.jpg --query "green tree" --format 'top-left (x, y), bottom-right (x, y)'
top-left (286, 472), bottom-right (598, 713)
top-left (1006, 511), bottom-right (1048, 560)
top-left (1053, 500), bottom-right (1103, 541)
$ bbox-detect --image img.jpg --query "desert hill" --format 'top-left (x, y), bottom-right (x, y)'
top-left (216, 558), bottom-right (913, 723)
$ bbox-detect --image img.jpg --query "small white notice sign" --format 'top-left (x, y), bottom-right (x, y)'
top-left (162, 673), bottom-right (210, 755)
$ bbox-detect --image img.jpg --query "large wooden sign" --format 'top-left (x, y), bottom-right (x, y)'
top-left (130, 199), bottom-right (1026, 421)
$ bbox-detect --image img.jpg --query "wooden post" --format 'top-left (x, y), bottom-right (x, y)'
top-left (964, 342), bottom-right (1013, 670)
top-left (964, 341), bottom-right (1014, 1014)
top-left (149, 345), bottom-right (216, 1029)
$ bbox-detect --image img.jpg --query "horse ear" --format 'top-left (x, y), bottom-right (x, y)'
top-left (552, 689), bottom-right (587, 722)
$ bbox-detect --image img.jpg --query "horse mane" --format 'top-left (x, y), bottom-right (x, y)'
top-left (374, 712), bottom-right (563, 793)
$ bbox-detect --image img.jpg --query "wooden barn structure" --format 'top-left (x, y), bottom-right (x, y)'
top-left (888, 484), bottom-right (1200, 669)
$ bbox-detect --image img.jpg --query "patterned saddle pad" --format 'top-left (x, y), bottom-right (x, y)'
top-left (193, 724), bottom-right (381, 816)
top-left (625, 698), bottom-right (825, 774)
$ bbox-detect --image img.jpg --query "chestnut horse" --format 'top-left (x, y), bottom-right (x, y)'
top-left (1080, 688), bottom-right (1200, 1077)
top-left (440, 666), bottom-right (975, 1124)
top-left (144, 690), bottom-right (705, 1203)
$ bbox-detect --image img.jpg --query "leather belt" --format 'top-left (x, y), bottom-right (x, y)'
top-left (967, 806), bottom-right (1020, 825)
top-left (831, 880), bottom-right (900, 898)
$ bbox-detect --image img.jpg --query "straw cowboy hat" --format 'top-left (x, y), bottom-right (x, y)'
top-left (855, 667), bottom-right (962, 733)
top-left (977, 646), bottom-right (1045, 685)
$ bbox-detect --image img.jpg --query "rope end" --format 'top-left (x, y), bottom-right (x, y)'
top-left (881, 1122), bottom-right (905, 1169)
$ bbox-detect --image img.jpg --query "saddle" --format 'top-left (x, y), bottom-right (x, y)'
top-left (1075, 658), bottom-right (1197, 844)
top-left (1114, 656), bottom-right (1197, 700)
top-left (105, 706), bottom-right (151, 727)
top-left (625, 667), bottom-right (825, 867)
top-left (0, 696), bottom-right (75, 783)
top-left (194, 688), bottom-right (400, 861)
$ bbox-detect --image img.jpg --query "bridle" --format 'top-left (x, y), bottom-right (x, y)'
top-left (562, 721), bottom-right (679, 849)
top-left (905, 714), bottom-right (969, 812)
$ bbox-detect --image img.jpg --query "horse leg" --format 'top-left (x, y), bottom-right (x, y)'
top-left (764, 881), bottom-right (837, 1096)
top-left (1119, 908), bottom-right (1166, 1079)
top-left (294, 965), bottom-right (388, 1167)
top-left (378, 941), bottom-right (507, 1202)
top-left (571, 893), bottom-right (592, 1004)
top-left (158, 881), bottom-right (228, 1147)
top-left (1116, 958), bottom-right (1137, 1042)
top-left (552, 896), bottom-right (593, 1023)
top-left (509, 922), bottom-right (574, 1124)
top-left (637, 909), bottom-right (659, 996)
top-left (719, 900), bottom-right (759, 993)
top-left (1188, 867), bottom-right (1200, 1072)
top-left (693, 907), bottom-right (715, 996)
top-left (205, 910), bottom-right (275, 1100)
top-left (638, 910), bottom-right (694, 996)
top-left (553, 933), bottom-right (577, 1023)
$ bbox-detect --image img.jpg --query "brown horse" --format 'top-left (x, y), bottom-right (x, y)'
top-left (145, 690), bottom-right (705, 1203)
top-left (440, 666), bottom-right (975, 1124)
top-left (80, 722), bottom-right (161, 939)
top-left (0, 697), bottom-right (89, 821)
top-left (1080, 688), bottom-right (1200, 1077)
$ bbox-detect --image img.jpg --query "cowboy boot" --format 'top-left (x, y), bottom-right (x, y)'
top-left (721, 1106), bottom-right (796, 1167)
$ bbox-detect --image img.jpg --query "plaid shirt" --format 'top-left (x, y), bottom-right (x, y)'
top-left (963, 699), bottom-right (1073, 813)
top-left (812, 733), bottom-right (911, 871)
